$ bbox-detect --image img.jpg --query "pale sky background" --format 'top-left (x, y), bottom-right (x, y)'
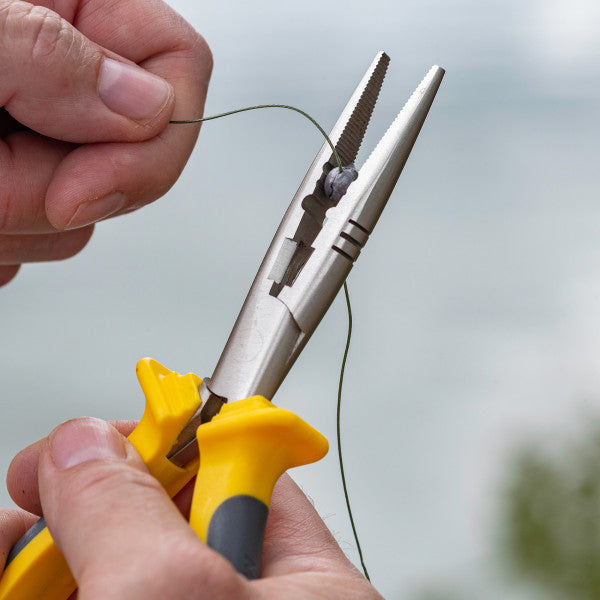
top-left (1, 0), bottom-right (600, 598)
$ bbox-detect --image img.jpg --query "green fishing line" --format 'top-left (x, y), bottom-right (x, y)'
top-left (337, 281), bottom-right (370, 581)
top-left (170, 104), bottom-right (343, 173)
top-left (170, 106), bottom-right (370, 581)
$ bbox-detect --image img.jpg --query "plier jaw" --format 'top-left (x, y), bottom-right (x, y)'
top-left (206, 54), bottom-right (444, 406)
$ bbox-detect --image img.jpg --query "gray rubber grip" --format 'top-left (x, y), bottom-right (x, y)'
top-left (6, 517), bottom-right (46, 566)
top-left (206, 495), bottom-right (268, 579)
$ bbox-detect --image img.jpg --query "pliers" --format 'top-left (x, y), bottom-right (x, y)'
top-left (0, 51), bottom-right (444, 599)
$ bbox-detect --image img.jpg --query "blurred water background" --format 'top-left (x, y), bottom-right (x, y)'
top-left (1, 0), bottom-right (600, 597)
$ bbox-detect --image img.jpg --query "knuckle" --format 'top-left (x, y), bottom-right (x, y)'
top-left (65, 463), bottom-right (123, 500)
top-left (0, 2), bottom-right (81, 67)
top-left (0, 1), bottom-right (19, 40)
top-left (64, 460), bottom-right (162, 506)
top-left (191, 32), bottom-right (213, 70)
top-left (26, 5), bottom-right (72, 61)
top-left (169, 18), bottom-right (213, 74)
top-left (189, 33), bottom-right (213, 82)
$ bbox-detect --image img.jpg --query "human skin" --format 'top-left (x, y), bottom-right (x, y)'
top-left (1, 418), bottom-right (384, 599)
top-left (0, 0), bottom-right (212, 286)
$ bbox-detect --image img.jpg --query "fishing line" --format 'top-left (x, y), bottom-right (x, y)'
top-left (337, 281), bottom-right (370, 580)
top-left (170, 105), bottom-right (343, 173)
top-left (170, 106), bottom-right (370, 580)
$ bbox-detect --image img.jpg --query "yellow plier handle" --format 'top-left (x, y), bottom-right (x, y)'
top-left (0, 359), bottom-right (327, 599)
top-left (191, 395), bottom-right (328, 578)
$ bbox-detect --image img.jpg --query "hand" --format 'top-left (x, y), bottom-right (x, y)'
top-left (0, 0), bottom-right (212, 287)
top-left (2, 418), bottom-right (383, 599)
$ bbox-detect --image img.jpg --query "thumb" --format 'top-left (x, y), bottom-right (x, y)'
top-left (38, 418), bottom-right (246, 599)
top-left (0, 1), bottom-right (174, 143)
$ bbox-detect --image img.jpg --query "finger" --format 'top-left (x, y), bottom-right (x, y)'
top-left (0, 265), bottom-right (20, 287)
top-left (1, 0), bottom-right (211, 233)
top-left (7, 420), bottom-right (138, 515)
top-left (256, 476), bottom-right (379, 599)
top-left (0, 0), bottom-right (175, 143)
top-left (67, 0), bottom-right (211, 128)
top-left (8, 440), bottom-right (44, 516)
top-left (0, 227), bottom-right (93, 264)
top-left (261, 474), bottom-right (355, 577)
top-left (42, 0), bottom-right (212, 230)
top-left (172, 476), bottom-right (196, 520)
top-left (0, 509), bottom-right (39, 571)
top-left (46, 129), bottom-right (200, 230)
top-left (0, 129), bottom-right (73, 234)
top-left (46, 45), bottom-right (211, 228)
top-left (38, 418), bottom-right (249, 599)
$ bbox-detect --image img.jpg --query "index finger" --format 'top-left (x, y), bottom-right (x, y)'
top-left (45, 0), bottom-right (212, 229)
top-left (0, 510), bottom-right (39, 572)
top-left (6, 420), bottom-right (138, 515)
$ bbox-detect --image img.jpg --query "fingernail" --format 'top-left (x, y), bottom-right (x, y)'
top-left (50, 418), bottom-right (126, 470)
top-left (66, 192), bottom-right (126, 229)
top-left (98, 57), bottom-right (172, 121)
